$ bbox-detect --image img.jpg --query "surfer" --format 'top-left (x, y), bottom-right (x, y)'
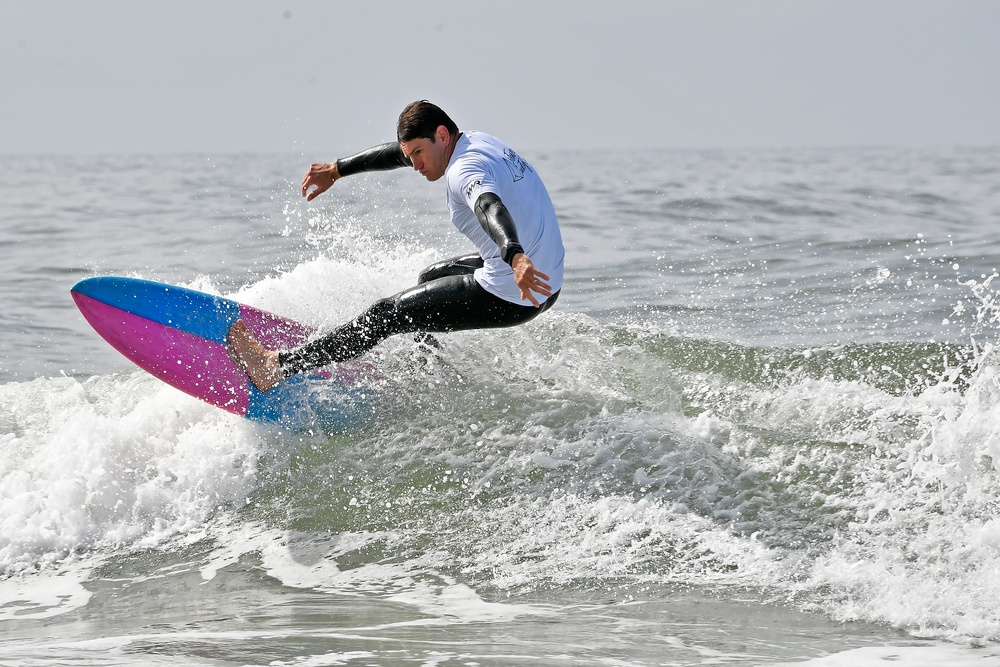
top-left (228, 100), bottom-right (565, 392)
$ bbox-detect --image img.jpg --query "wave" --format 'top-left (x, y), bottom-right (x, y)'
top-left (3, 249), bottom-right (1000, 644)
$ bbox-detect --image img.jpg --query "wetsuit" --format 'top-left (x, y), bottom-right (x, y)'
top-left (279, 133), bottom-right (564, 376)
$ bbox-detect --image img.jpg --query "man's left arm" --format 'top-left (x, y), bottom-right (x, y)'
top-left (473, 192), bottom-right (552, 307)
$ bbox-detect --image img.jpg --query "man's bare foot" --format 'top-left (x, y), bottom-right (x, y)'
top-left (227, 320), bottom-right (283, 392)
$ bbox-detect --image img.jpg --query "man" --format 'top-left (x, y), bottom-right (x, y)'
top-left (228, 100), bottom-right (564, 392)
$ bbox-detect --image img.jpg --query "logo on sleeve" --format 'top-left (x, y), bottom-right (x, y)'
top-left (503, 148), bottom-right (532, 183)
top-left (464, 179), bottom-right (482, 202)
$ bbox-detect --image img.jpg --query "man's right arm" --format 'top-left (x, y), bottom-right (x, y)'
top-left (301, 142), bottom-right (411, 201)
top-left (337, 142), bottom-right (411, 177)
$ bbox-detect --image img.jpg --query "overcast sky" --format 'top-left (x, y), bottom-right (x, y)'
top-left (3, 0), bottom-right (998, 155)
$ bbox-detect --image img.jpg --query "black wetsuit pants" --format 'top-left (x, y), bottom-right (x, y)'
top-left (278, 253), bottom-right (559, 376)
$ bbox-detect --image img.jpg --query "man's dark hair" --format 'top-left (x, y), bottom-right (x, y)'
top-left (397, 100), bottom-right (460, 143)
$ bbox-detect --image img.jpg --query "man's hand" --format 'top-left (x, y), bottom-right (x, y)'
top-left (301, 162), bottom-right (340, 201)
top-left (511, 253), bottom-right (552, 308)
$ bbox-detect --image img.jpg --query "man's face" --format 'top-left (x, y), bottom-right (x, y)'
top-left (399, 126), bottom-right (452, 182)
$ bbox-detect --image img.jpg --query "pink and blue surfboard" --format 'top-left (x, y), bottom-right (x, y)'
top-left (71, 276), bottom-right (372, 429)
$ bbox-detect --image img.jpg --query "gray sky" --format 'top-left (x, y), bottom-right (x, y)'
top-left (3, 0), bottom-right (998, 155)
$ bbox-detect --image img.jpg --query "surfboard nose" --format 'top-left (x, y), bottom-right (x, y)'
top-left (71, 276), bottom-right (108, 299)
top-left (71, 276), bottom-right (240, 344)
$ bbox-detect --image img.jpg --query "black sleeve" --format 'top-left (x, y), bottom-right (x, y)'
top-left (336, 142), bottom-right (411, 178)
top-left (474, 192), bottom-right (524, 266)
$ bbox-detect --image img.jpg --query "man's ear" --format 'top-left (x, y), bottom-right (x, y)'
top-left (437, 125), bottom-right (450, 144)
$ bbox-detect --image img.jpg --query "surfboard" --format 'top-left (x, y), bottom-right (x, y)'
top-left (71, 276), bottom-right (373, 429)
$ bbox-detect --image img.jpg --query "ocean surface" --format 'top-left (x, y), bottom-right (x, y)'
top-left (1, 146), bottom-right (1000, 666)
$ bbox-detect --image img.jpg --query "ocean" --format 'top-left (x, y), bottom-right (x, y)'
top-left (1, 146), bottom-right (999, 665)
